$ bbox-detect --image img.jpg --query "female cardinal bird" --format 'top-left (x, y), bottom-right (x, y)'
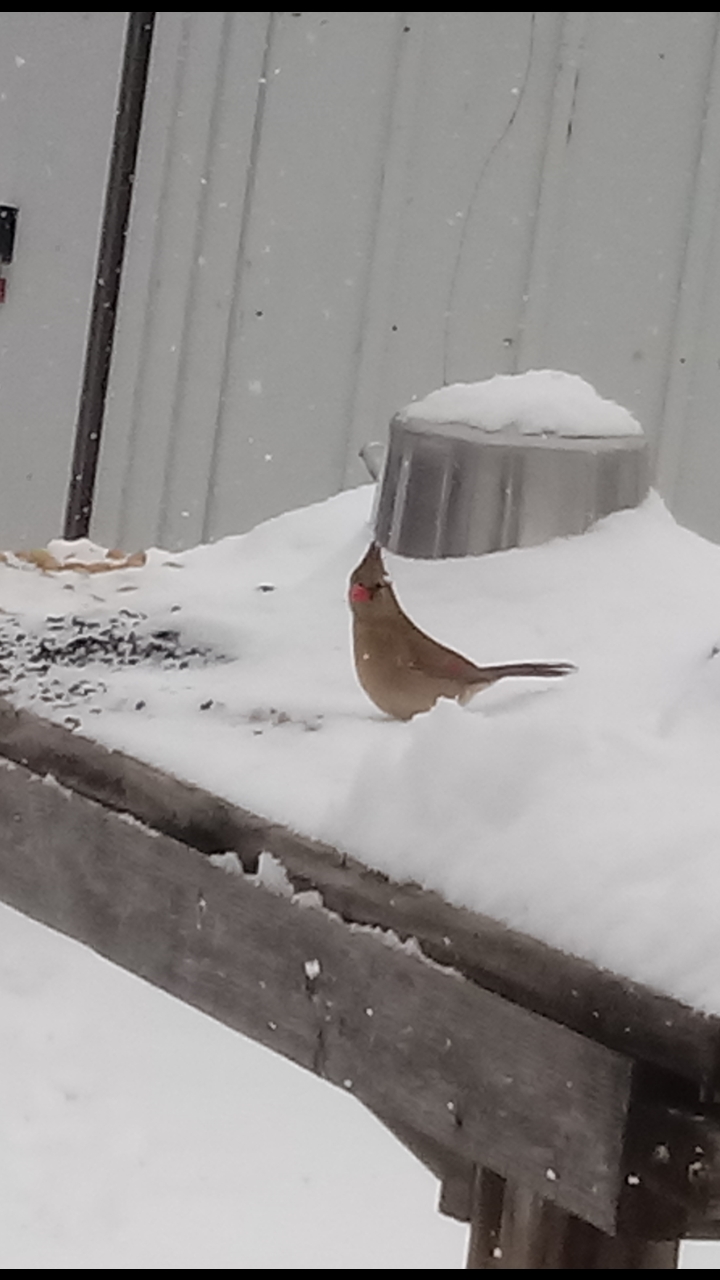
top-left (348, 542), bottom-right (575, 720)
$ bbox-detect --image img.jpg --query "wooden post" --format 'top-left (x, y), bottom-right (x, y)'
top-left (466, 1167), bottom-right (680, 1269)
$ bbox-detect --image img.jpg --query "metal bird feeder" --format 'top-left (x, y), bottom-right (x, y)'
top-left (374, 411), bottom-right (650, 559)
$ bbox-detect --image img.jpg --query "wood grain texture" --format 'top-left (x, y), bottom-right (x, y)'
top-left (0, 695), bottom-right (718, 1095)
top-left (440, 1098), bottom-right (720, 1239)
top-left (623, 1102), bottom-right (720, 1237)
top-left (0, 751), bottom-right (631, 1231)
top-left (465, 1167), bottom-right (681, 1268)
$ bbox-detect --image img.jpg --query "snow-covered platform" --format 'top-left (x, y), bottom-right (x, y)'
top-left (3, 474), bottom-right (720, 1265)
top-left (0, 693), bottom-right (718, 1267)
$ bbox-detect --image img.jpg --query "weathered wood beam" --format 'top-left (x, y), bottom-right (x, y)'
top-left (437, 1091), bottom-right (720, 1241)
top-left (465, 1167), bottom-right (681, 1269)
top-left (0, 696), bottom-right (718, 1095)
top-left (3, 708), bottom-right (720, 1246)
top-left (624, 1102), bottom-right (720, 1232)
top-left (0, 753), bottom-right (631, 1232)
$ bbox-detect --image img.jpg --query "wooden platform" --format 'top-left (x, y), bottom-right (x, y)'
top-left (0, 693), bottom-right (719, 1264)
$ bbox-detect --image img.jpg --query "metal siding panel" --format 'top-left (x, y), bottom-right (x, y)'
top-left (662, 175), bottom-right (720, 541)
top-left (117, 11), bottom-right (235, 549)
top-left (93, 12), bottom-right (272, 552)
top-left (655, 23), bottom-right (720, 542)
top-left (0, 13), bottom-right (126, 546)
top-left (94, 11), bottom-right (720, 549)
top-left (89, 12), bottom-right (191, 550)
top-left (520, 11), bottom-right (717, 440)
top-left (204, 10), bottom-right (403, 541)
top-left (344, 12), bottom-right (564, 486)
top-left (154, 12), bottom-right (273, 549)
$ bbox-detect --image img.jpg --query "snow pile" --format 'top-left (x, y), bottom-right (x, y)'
top-left (402, 369), bottom-right (642, 437)
top-left (3, 483), bottom-right (720, 1013)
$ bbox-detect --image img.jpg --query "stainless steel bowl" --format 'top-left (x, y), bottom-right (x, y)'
top-left (373, 414), bottom-right (650, 559)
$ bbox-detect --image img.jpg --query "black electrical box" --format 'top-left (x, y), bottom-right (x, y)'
top-left (0, 206), bottom-right (19, 265)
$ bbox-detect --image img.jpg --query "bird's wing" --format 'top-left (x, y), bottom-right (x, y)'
top-left (402, 618), bottom-right (484, 682)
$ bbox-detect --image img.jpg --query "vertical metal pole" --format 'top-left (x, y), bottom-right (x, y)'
top-left (64, 12), bottom-right (155, 540)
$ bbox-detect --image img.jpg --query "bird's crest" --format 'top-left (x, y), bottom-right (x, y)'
top-left (349, 542), bottom-right (390, 603)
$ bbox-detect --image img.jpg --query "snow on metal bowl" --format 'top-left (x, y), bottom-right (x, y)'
top-left (373, 371), bottom-right (650, 559)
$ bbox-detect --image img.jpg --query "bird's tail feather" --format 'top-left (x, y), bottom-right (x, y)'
top-left (480, 661), bottom-right (575, 680)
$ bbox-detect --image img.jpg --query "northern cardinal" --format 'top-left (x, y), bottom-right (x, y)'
top-left (348, 542), bottom-right (575, 720)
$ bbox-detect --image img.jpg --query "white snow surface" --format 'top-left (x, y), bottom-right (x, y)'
top-left (403, 369), bottom-right (643, 436)
top-left (2, 484), bottom-right (720, 1014)
top-left (0, 897), bottom-right (465, 1269)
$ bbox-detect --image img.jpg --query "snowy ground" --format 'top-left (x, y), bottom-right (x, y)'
top-left (0, 899), bottom-right (467, 1269)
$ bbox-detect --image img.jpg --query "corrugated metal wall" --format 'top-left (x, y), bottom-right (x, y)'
top-left (0, 12), bottom-right (127, 547)
top-left (92, 11), bottom-right (720, 550)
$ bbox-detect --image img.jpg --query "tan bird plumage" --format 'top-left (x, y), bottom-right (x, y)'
top-left (348, 542), bottom-right (574, 720)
